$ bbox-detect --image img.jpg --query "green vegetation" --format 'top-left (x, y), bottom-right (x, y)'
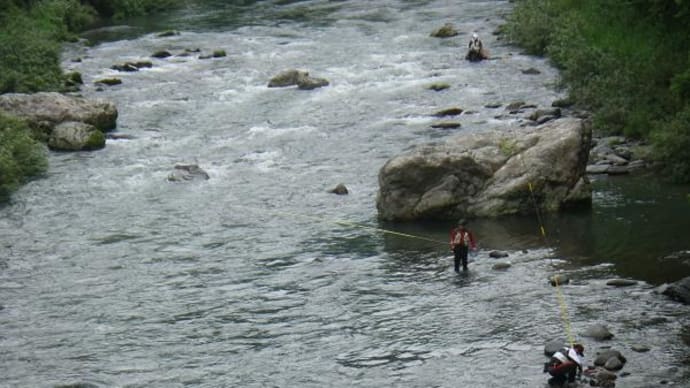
top-left (0, 0), bottom-right (181, 201)
top-left (0, 113), bottom-right (48, 201)
top-left (504, 0), bottom-right (690, 182)
top-left (0, 0), bottom-right (181, 94)
top-left (498, 137), bottom-right (519, 157)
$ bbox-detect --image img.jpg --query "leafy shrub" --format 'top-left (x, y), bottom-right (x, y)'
top-left (652, 106), bottom-right (690, 182)
top-left (85, 0), bottom-right (181, 19)
top-left (0, 1), bottom-right (97, 93)
top-left (0, 7), bottom-right (64, 93)
top-left (0, 113), bottom-right (48, 201)
top-left (503, 0), bottom-right (556, 56)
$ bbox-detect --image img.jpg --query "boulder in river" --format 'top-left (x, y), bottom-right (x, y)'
top-left (0, 92), bottom-right (118, 134)
top-left (167, 164), bottom-right (210, 182)
top-left (268, 69), bottom-right (309, 87)
top-left (268, 69), bottom-right (329, 90)
top-left (376, 118), bottom-right (592, 220)
top-left (48, 121), bottom-right (105, 151)
top-left (661, 276), bottom-right (690, 304)
top-left (430, 23), bottom-right (458, 38)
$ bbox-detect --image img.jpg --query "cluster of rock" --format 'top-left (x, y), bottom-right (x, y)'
top-left (384, 86), bottom-right (670, 217)
top-left (0, 92), bottom-right (117, 151)
top-left (537, 269), bottom-right (690, 387)
top-left (430, 107), bottom-right (464, 130)
top-left (587, 136), bottom-right (653, 176)
top-left (488, 100), bottom-right (564, 126)
top-left (85, 31), bottom-right (226, 87)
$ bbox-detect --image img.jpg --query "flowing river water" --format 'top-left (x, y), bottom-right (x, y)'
top-left (2, 1), bottom-right (690, 387)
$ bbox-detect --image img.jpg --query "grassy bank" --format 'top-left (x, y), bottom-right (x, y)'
top-left (0, 0), bottom-right (180, 201)
top-left (504, 0), bottom-right (690, 182)
top-left (0, 113), bottom-right (48, 201)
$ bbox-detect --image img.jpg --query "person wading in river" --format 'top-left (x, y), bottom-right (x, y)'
top-left (449, 219), bottom-right (477, 272)
top-left (465, 32), bottom-right (488, 61)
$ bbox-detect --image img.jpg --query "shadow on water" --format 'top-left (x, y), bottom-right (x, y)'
top-left (377, 174), bottom-right (690, 285)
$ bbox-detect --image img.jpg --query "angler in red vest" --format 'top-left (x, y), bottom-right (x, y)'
top-left (543, 344), bottom-right (585, 386)
top-left (449, 219), bottom-right (477, 272)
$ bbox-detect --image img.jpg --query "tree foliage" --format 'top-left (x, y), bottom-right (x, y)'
top-left (0, 0), bottom-right (182, 201)
top-left (505, 0), bottom-right (690, 182)
top-left (0, 113), bottom-right (48, 201)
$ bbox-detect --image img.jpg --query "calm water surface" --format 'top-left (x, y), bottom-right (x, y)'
top-left (1, 1), bottom-right (689, 387)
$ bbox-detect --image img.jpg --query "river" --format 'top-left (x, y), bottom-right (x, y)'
top-left (1, 1), bottom-right (689, 387)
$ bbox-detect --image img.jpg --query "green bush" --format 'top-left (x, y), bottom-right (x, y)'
top-left (0, 113), bottom-right (48, 201)
top-left (653, 106), bottom-right (690, 182)
top-left (85, 0), bottom-right (181, 19)
top-left (503, 0), bottom-right (556, 56)
top-left (505, 0), bottom-right (690, 180)
top-left (0, 1), bottom-right (97, 94)
top-left (0, 7), bottom-right (64, 93)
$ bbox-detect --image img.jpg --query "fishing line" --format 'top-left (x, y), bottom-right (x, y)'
top-left (234, 204), bottom-right (448, 246)
top-left (514, 132), bottom-right (578, 348)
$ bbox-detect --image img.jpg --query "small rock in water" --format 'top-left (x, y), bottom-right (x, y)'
top-left (329, 183), bottom-right (349, 195)
top-left (167, 164), bottom-right (210, 182)
top-left (584, 324), bottom-right (614, 341)
top-left (606, 278), bottom-right (637, 287)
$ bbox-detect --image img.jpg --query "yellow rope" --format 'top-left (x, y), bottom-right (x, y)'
top-left (251, 207), bottom-right (448, 246)
top-left (525, 175), bottom-right (577, 347)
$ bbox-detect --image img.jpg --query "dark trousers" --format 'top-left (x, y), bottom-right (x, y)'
top-left (547, 361), bottom-right (578, 385)
top-left (453, 245), bottom-right (468, 272)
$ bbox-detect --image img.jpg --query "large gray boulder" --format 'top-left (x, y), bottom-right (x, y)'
top-left (0, 92), bottom-right (118, 132)
top-left (377, 118), bottom-right (592, 220)
top-left (48, 121), bottom-right (105, 151)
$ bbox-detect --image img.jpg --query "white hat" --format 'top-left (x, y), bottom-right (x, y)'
top-left (568, 348), bottom-right (583, 367)
top-left (472, 33), bottom-right (479, 39)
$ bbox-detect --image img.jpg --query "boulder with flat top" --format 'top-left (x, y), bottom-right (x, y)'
top-left (0, 92), bottom-right (118, 135)
top-left (376, 118), bottom-right (592, 220)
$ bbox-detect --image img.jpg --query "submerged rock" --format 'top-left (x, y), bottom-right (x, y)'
top-left (167, 164), bottom-right (210, 182)
top-left (491, 262), bottom-right (511, 270)
top-left (606, 279), bottom-right (637, 287)
top-left (583, 324), bottom-right (614, 341)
